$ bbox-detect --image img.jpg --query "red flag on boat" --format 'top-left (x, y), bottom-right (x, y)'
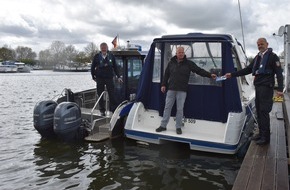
top-left (112, 35), bottom-right (118, 48)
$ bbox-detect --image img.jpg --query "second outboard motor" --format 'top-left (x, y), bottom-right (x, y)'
top-left (33, 100), bottom-right (58, 139)
top-left (53, 102), bottom-right (84, 142)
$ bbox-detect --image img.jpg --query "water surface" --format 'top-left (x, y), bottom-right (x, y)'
top-left (0, 70), bottom-right (241, 190)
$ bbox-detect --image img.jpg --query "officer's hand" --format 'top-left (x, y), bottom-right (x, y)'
top-left (161, 86), bottom-right (166, 93)
top-left (211, 74), bottom-right (217, 80)
top-left (224, 73), bottom-right (232, 78)
top-left (118, 77), bottom-right (123, 83)
top-left (277, 91), bottom-right (283, 97)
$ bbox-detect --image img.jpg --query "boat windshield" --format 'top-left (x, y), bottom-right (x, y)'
top-left (153, 42), bottom-right (222, 86)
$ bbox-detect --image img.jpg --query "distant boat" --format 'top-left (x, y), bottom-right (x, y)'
top-left (53, 63), bottom-right (90, 72)
top-left (0, 62), bottom-right (18, 73)
top-left (15, 62), bottom-right (31, 73)
top-left (119, 33), bottom-right (256, 155)
top-left (0, 61), bottom-right (30, 73)
top-left (31, 65), bottom-right (44, 70)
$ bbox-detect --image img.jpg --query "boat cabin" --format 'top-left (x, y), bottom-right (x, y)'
top-left (136, 33), bottom-right (249, 122)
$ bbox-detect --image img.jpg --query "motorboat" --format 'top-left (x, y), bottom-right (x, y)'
top-left (121, 33), bottom-right (255, 154)
top-left (0, 61), bottom-right (30, 73)
top-left (0, 61), bottom-right (18, 73)
top-left (33, 49), bottom-right (146, 142)
top-left (53, 63), bottom-right (90, 72)
top-left (15, 62), bottom-right (31, 73)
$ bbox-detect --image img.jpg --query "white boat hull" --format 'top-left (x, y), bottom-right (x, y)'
top-left (0, 65), bottom-right (18, 73)
top-left (124, 101), bottom-right (255, 154)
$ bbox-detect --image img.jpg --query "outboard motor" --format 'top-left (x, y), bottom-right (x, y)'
top-left (54, 102), bottom-right (87, 142)
top-left (33, 100), bottom-right (58, 139)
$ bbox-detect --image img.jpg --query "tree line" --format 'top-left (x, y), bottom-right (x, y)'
top-left (1, 41), bottom-right (284, 70)
top-left (0, 41), bottom-right (99, 69)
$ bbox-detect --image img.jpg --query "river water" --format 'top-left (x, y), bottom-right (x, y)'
top-left (0, 70), bottom-right (241, 190)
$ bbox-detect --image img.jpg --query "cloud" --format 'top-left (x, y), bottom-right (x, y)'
top-left (0, 0), bottom-right (289, 57)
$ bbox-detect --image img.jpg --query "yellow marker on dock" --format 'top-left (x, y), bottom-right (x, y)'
top-left (273, 96), bottom-right (284, 102)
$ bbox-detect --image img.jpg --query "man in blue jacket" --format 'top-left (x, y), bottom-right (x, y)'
top-left (91, 42), bottom-right (122, 116)
top-left (155, 46), bottom-right (217, 134)
top-left (225, 38), bottom-right (284, 145)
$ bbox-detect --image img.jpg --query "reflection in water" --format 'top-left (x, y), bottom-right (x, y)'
top-left (33, 140), bottom-right (89, 189)
top-left (32, 137), bottom-right (239, 190)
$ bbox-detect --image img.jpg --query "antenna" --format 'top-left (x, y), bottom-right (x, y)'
top-left (278, 26), bottom-right (285, 36)
top-left (238, 0), bottom-right (246, 53)
top-left (273, 25), bottom-right (290, 92)
top-left (273, 26), bottom-right (285, 36)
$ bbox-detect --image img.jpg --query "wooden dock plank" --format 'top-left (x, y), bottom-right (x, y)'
top-left (232, 143), bottom-right (258, 190)
top-left (261, 108), bottom-right (278, 190)
top-left (232, 102), bottom-right (289, 190)
top-left (246, 155), bottom-right (266, 190)
top-left (277, 120), bottom-right (287, 159)
top-left (276, 105), bottom-right (289, 190)
top-left (261, 157), bottom-right (276, 190)
top-left (282, 93), bottom-right (290, 162)
top-left (276, 158), bottom-right (289, 190)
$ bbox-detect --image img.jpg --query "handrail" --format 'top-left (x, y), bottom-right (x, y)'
top-left (90, 90), bottom-right (108, 124)
top-left (51, 88), bottom-right (66, 101)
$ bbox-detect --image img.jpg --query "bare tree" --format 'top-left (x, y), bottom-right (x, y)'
top-left (65, 45), bottom-right (78, 64)
top-left (50, 41), bottom-right (66, 65)
top-left (75, 51), bottom-right (90, 63)
top-left (39, 49), bottom-right (52, 68)
top-left (84, 42), bottom-right (98, 62)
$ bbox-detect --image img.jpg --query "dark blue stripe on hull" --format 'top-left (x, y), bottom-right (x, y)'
top-left (125, 129), bottom-right (239, 153)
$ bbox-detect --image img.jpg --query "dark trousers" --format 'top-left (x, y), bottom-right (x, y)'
top-left (96, 77), bottom-right (117, 112)
top-left (255, 85), bottom-right (274, 140)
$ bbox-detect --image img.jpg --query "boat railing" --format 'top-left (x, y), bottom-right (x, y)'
top-left (50, 88), bottom-right (68, 102)
top-left (90, 86), bottom-right (108, 124)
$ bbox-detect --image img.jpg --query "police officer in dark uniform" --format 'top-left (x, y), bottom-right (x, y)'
top-left (91, 42), bottom-right (122, 116)
top-left (225, 38), bottom-right (283, 145)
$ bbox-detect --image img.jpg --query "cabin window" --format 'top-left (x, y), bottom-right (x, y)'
top-left (152, 44), bottom-right (162, 83)
top-left (162, 42), bottom-right (222, 86)
top-left (114, 57), bottom-right (124, 90)
top-left (115, 57), bottom-right (124, 77)
top-left (188, 42), bottom-right (222, 86)
top-left (127, 57), bottom-right (142, 81)
top-left (232, 46), bottom-right (248, 84)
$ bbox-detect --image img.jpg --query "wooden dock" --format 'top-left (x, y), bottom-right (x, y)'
top-left (232, 95), bottom-right (290, 190)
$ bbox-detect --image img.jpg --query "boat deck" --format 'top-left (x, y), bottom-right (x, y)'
top-left (85, 131), bottom-right (110, 142)
top-left (129, 110), bottom-right (227, 143)
top-left (81, 108), bottom-right (111, 142)
top-left (232, 99), bottom-right (289, 190)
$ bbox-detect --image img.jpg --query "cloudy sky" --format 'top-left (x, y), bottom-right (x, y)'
top-left (0, 0), bottom-right (289, 57)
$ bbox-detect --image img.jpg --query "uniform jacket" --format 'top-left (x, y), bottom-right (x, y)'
top-left (91, 52), bottom-right (120, 79)
top-left (231, 48), bottom-right (284, 92)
